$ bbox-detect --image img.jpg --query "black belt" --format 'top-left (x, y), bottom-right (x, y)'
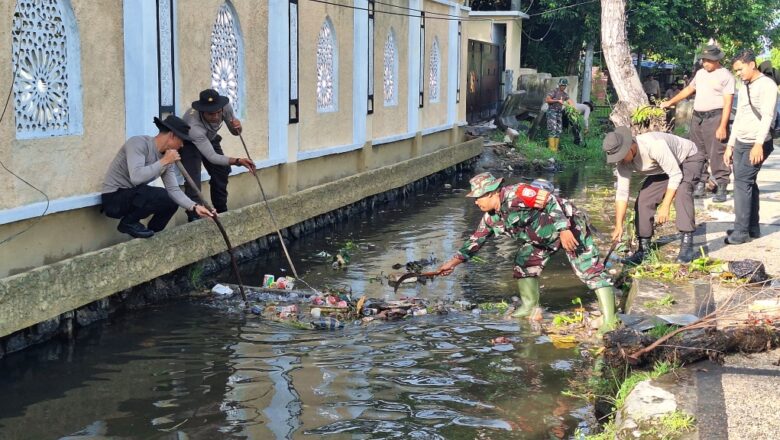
top-left (693, 109), bottom-right (722, 119)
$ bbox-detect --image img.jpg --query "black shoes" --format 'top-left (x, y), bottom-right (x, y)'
top-left (712, 184), bottom-right (728, 203)
top-left (726, 227), bottom-right (761, 239)
top-left (693, 182), bottom-right (706, 198)
top-left (118, 221), bottom-right (154, 238)
top-left (623, 237), bottom-right (652, 266)
top-left (676, 232), bottom-right (695, 263)
top-left (724, 230), bottom-right (751, 245)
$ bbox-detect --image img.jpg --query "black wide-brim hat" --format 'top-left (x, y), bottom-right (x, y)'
top-left (699, 45), bottom-right (724, 61)
top-left (153, 115), bottom-right (192, 142)
top-left (603, 126), bottom-right (633, 164)
top-left (192, 88), bottom-right (229, 113)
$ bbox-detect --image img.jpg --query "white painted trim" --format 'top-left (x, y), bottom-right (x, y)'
top-left (407, 0), bottom-right (421, 133)
top-left (296, 142), bottom-right (364, 161)
top-left (0, 120), bottom-right (459, 225)
top-left (0, 194), bottom-right (101, 225)
top-left (123, 0), bottom-right (159, 138)
top-left (353, 0), bottom-right (368, 144)
top-left (429, 0), bottom-right (463, 7)
top-left (268, 0), bottom-right (289, 163)
top-left (447, 6), bottom-right (458, 124)
top-left (0, 158), bottom-right (286, 226)
top-left (172, 0), bottom-right (181, 115)
top-left (372, 131), bottom-right (416, 146)
top-left (421, 123), bottom-right (453, 136)
top-left (373, 122), bottom-right (453, 146)
top-left (468, 11), bottom-right (529, 19)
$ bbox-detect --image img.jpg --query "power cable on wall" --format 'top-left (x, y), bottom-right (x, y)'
top-left (0, 3), bottom-right (51, 247)
top-left (0, 77), bottom-right (51, 247)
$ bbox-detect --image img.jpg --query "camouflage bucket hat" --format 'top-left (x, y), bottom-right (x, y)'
top-left (466, 172), bottom-right (504, 198)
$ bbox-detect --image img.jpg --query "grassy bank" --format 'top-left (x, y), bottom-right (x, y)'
top-left (569, 360), bottom-right (696, 439)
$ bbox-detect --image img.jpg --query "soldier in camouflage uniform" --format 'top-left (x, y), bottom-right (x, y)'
top-left (438, 172), bottom-right (617, 332)
top-left (545, 78), bottom-right (575, 152)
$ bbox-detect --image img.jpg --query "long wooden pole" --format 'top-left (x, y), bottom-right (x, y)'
top-left (235, 133), bottom-right (300, 279)
top-left (175, 161), bottom-right (247, 302)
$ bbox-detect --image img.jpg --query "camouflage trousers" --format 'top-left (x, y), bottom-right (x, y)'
top-left (546, 109), bottom-right (563, 138)
top-left (512, 214), bottom-right (612, 290)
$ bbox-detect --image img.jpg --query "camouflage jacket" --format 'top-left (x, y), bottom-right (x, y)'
top-left (456, 183), bottom-right (577, 261)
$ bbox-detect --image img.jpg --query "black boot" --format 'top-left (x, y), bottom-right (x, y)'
top-left (712, 184), bottom-right (728, 203)
top-left (727, 226), bottom-right (761, 238)
top-left (623, 237), bottom-right (652, 266)
top-left (676, 232), bottom-right (695, 263)
top-left (693, 182), bottom-right (706, 198)
top-left (117, 219), bottom-right (154, 238)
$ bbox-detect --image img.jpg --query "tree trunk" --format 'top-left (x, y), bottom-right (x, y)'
top-left (600, 0), bottom-right (647, 127)
top-left (581, 40), bottom-right (594, 102)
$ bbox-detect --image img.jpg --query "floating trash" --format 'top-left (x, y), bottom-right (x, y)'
top-left (311, 317), bottom-right (344, 330)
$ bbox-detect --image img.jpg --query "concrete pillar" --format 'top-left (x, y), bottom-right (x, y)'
top-left (357, 141), bottom-right (373, 172)
top-left (412, 131), bottom-right (423, 157)
top-left (279, 162), bottom-right (298, 195)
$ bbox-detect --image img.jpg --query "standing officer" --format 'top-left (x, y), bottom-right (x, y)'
top-left (437, 173), bottom-right (617, 333)
top-left (662, 45), bottom-right (735, 202)
top-left (181, 89), bottom-right (256, 220)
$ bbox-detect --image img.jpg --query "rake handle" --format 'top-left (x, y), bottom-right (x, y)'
top-left (175, 161), bottom-right (247, 302)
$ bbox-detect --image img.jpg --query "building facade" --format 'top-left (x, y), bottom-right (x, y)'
top-left (0, 0), bottom-right (471, 280)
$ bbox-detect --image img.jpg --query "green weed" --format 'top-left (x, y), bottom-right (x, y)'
top-left (644, 294), bottom-right (676, 309)
top-left (478, 300), bottom-right (511, 314)
top-left (188, 263), bottom-right (206, 289)
top-left (647, 323), bottom-right (676, 339)
top-left (552, 297), bottom-right (585, 326)
top-left (659, 410), bottom-right (696, 434)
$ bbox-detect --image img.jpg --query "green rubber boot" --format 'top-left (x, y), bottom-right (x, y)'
top-left (512, 278), bottom-right (540, 318)
top-left (594, 286), bottom-right (618, 333)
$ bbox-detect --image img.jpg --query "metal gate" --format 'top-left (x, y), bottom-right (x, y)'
top-left (466, 40), bottom-right (501, 124)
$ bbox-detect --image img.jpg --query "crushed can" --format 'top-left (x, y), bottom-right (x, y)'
top-left (263, 274), bottom-right (275, 287)
top-left (362, 307), bottom-right (378, 316)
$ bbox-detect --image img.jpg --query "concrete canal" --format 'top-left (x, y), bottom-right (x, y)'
top-left (0, 163), bottom-right (617, 439)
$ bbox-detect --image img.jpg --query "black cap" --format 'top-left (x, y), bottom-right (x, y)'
top-left (153, 115), bottom-right (192, 142)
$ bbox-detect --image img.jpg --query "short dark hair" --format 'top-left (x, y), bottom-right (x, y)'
top-left (733, 49), bottom-right (756, 64)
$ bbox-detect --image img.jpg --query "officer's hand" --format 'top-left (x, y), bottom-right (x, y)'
top-left (231, 118), bottom-right (242, 134)
top-left (161, 149), bottom-right (180, 166)
top-left (237, 158), bottom-right (256, 174)
top-left (750, 143), bottom-right (765, 165)
top-left (560, 230), bottom-right (579, 253)
top-left (659, 101), bottom-right (671, 109)
top-left (656, 205), bottom-right (671, 224)
top-left (715, 126), bottom-right (727, 141)
top-left (194, 204), bottom-right (216, 219)
top-left (438, 258), bottom-right (462, 276)
top-left (611, 225), bottom-right (623, 243)
top-left (534, 189), bottom-right (550, 209)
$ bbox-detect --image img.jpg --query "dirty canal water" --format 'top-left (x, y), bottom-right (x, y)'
top-left (0, 164), bottom-right (617, 439)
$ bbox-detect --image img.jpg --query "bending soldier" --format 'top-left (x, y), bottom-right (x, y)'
top-left (438, 173), bottom-right (617, 333)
